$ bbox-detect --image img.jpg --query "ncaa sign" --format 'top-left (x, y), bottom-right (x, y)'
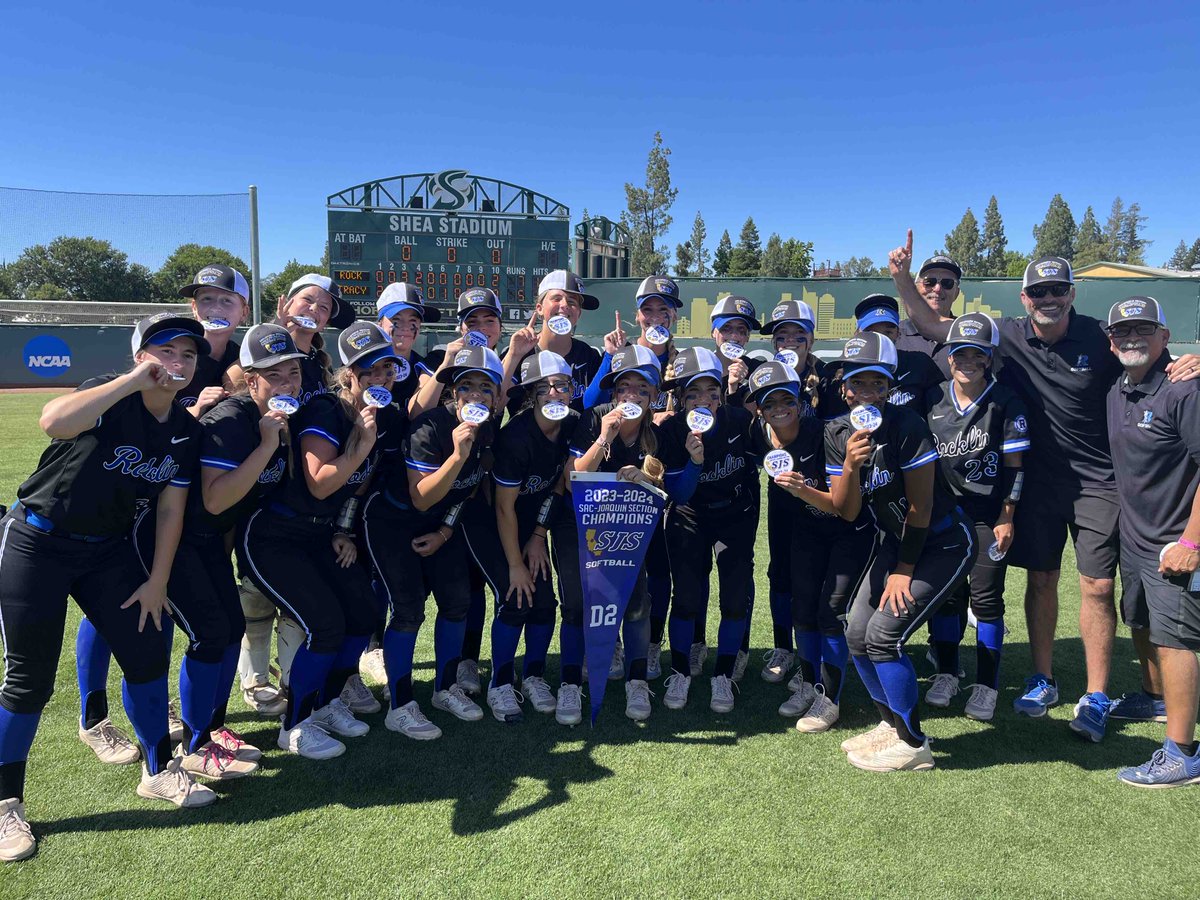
top-left (24, 335), bottom-right (72, 378)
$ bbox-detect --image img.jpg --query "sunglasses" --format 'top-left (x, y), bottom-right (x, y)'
top-left (1025, 283), bottom-right (1072, 299)
top-left (1107, 322), bottom-right (1160, 338)
top-left (921, 277), bottom-right (958, 290)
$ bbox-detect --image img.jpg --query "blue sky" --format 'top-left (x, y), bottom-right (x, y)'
top-left (2, 0), bottom-right (1197, 275)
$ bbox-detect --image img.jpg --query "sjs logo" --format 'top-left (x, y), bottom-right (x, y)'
top-left (24, 335), bottom-right (72, 378)
top-left (429, 169), bottom-right (474, 211)
top-left (586, 528), bottom-right (644, 556)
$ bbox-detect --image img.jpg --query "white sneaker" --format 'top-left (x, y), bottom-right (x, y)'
top-left (522, 675), bottom-right (556, 714)
top-left (180, 741), bottom-right (259, 780)
top-left (786, 668), bottom-right (806, 692)
top-left (242, 681), bottom-right (288, 718)
top-left (732, 649), bottom-right (749, 683)
top-left (710, 675), bottom-right (736, 714)
top-left (167, 701), bottom-right (185, 744)
top-left (359, 648), bottom-right (388, 685)
top-left (0, 798), bottom-right (35, 862)
top-left (796, 689), bottom-right (840, 733)
top-left (926, 673), bottom-right (960, 709)
top-left (688, 642), bottom-right (708, 677)
top-left (761, 648), bottom-right (794, 684)
top-left (79, 717), bottom-right (140, 765)
top-left (385, 700), bottom-right (442, 740)
top-left (849, 737), bottom-right (935, 772)
top-left (340, 674), bottom-right (382, 714)
top-left (625, 679), bottom-right (653, 721)
top-left (608, 641), bottom-right (625, 681)
top-left (432, 684), bottom-right (485, 722)
top-left (646, 642), bottom-right (663, 680)
top-left (778, 681), bottom-right (817, 718)
top-left (840, 721), bottom-right (897, 754)
top-left (277, 719), bottom-right (346, 759)
top-left (137, 757), bottom-right (217, 807)
top-left (210, 726), bottom-right (262, 762)
top-left (311, 698), bottom-right (370, 737)
top-left (487, 683), bottom-right (525, 723)
top-left (663, 671), bottom-right (692, 710)
top-left (556, 683), bottom-right (583, 726)
top-left (964, 683), bottom-right (999, 721)
top-left (456, 659), bottom-right (482, 695)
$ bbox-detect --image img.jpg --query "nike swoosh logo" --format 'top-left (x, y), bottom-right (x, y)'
top-left (931, 414), bottom-right (945, 419)
top-left (799, 454), bottom-right (814, 462)
top-left (170, 436), bottom-right (190, 444)
top-left (728, 435), bottom-right (740, 444)
top-left (572, 363), bottom-right (588, 371)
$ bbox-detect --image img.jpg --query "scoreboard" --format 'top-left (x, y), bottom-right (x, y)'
top-left (327, 171), bottom-right (570, 323)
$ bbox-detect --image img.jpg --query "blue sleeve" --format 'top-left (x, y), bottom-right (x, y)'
top-left (664, 459), bottom-right (702, 504)
top-left (582, 352), bottom-right (613, 410)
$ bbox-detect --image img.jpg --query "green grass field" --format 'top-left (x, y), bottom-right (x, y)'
top-left (0, 392), bottom-right (1193, 898)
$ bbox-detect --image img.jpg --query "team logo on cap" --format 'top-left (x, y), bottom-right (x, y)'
top-left (612, 352), bottom-right (628, 371)
top-left (772, 305), bottom-right (789, 321)
top-left (463, 289), bottom-right (487, 305)
top-left (1119, 300), bottom-right (1146, 317)
top-left (670, 357), bottom-right (688, 379)
top-left (844, 338), bottom-right (866, 357)
top-left (960, 322), bottom-right (981, 337)
top-left (347, 328), bottom-right (374, 350)
top-left (752, 369), bottom-right (774, 388)
top-left (260, 332), bottom-right (289, 354)
top-left (1035, 262), bottom-right (1062, 278)
top-left (520, 360), bottom-right (532, 381)
top-left (454, 349), bottom-right (473, 366)
top-left (734, 299), bottom-right (754, 316)
top-left (147, 312), bottom-right (175, 324)
top-left (654, 278), bottom-right (676, 296)
top-left (198, 267), bottom-right (223, 284)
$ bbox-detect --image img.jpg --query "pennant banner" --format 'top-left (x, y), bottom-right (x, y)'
top-left (570, 471), bottom-right (666, 724)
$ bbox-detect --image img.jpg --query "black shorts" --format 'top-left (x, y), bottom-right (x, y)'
top-left (1008, 484), bottom-right (1119, 579)
top-left (1119, 546), bottom-right (1200, 652)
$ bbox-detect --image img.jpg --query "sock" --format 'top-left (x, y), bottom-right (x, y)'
top-left (623, 616), bottom-right (650, 682)
top-left (694, 588), bottom-right (710, 644)
top-left (820, 634), bottom-right (849, 703)
top-left (285, 645), bottom-right (335, 730)
top-left (0, 706), bottom-right (41, 801)
top-left (560, 621), bottom-right (585, 686)
top-left (975, 618), bottom-right (1005, 690)
top-left (648, 574), bottom-right (670, 645)
top-left (490, 618), bottom-right (523, 687)
top-left (121, 675), bottom-right (171, 774)
top-left (741, 586), bottom-right (754, 653)
top-left (462, 588), bottom-right (486, 663)
top-left (852, 654), bottom-right (888, 708)
top-left (794, 627), bottom-right (821, 684)
top-left (715, 617), bottom-right (743, 678)
top-left (209, 643), bottom-right (240, 732)
top-left (321, 634), bottom-right (370, 706)
top-left (668, 615), bottom-right (693, 674)
top-left (522, 617), bottom-right (555, 680)
top-left (875, 656), bottom-right (925, 747)
top-left (434, 616), bottom-right (467, 692)
top-left (770, 593), bottom-right (793, 650)
top-left (383, 629), bottom-right (418, 709)
top-left (178, 655), bottom-right (222, 753)
top-left (76, 618), bottom-right (111, 729)
top-left (930, 614), bottom-right (961, 677)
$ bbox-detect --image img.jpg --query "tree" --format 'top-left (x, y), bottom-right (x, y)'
top-left (760, 233), bottom-right (788, 276)
top-left (688, 211), bottom-right (710, 278)
top-left (1166, 240), bottom-right (1190, 270)
top-left (843, 256), bottom-right (879, 278)
top-left (673, 242), bottom-right (693, 278)
top-left (1073, 205), bottom-right (1107, 267)
top-left (1004, 250), bottom-right (1031, 278)
top-left (262, 259), bottom-right (323, 317)
top-left (1032, 194), bottom-right (1076, 260)
top-left (1119, 201), bottom-right (1150, 265)
top-left (153, 243), bottom-right (249, 302)
top-left (727, 217), bottom-right (762, 277)
top-left (980, 196), bottom-right (1007, 277)
top-left (621, 131), bottom-right (678, 277)
top-left (944, 208), bottom-right (982, 275)
top-left (713, 230), bottom-right (733, 276)
top-left (1189, 238), bottom-right (1200, 271)
top-left (1102, 197), bottom-right (1125, 262)
top-left (782, 239), bottom-right (814, 277)
top-left (7, 236), bottom-right (152, 301)
top-left (0, 263), bottom-right (12, 298)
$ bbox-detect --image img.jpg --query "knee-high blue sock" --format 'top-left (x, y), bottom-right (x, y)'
top-left (648, 575), bottom-right (671, 644)
top-left (285, 644), bottom-right (335, 730)
top-left (715, 616), bottom-right (743, 678)
top-left (179, 655), bottom-right (222, 753)
top-left (976, 618), bottom-right (1005, 690)
top-left (820, 634), bottom-right (849, 703)
top-left (793, 627), bottom-right (821, 684)
top-left (434, 615), bottom-right (466, 692)
top-left (462, 589), bottom-right (486, 662)
top-left (76, 618), bottom-right (111, 728)
top-left (668, 614), bottom-right (694, 674)
top-left (770, 592), bottom-right (794, 650)
top-left (210, 643), bottom-right (240, 731)
top-left (121, 675), bottom-right (170, 774)
top-left (623, 615), bottom-right (650, 681)
top-left (560, 621), bottom-right (585, 685)
top-left (490, 618), bottom-right (524, 687)
top-left (322, 634), bottom-right (371, 705)
top-left (852, 655), bottom-right (887, 706)
top-left (383, 629), bottom-right (418, 709)
top-left (930, 614), bottom-right (961, 676)
top-left (522, 616), bottom-right (555, 679)
top-left (875, 656), bottom-right (925, 745)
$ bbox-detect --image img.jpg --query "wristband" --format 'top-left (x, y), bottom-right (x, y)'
top-left (897, 524), bottom-right (929, 568)
top-left (1002, 468), bottom-right (1024, 504)
top-left (1179, 538), bottom-right (1200, 552)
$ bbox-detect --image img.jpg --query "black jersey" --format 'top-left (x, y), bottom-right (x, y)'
top-left (723, 354), bottom-right (766, 410)
top-left (749, 416), bottom-right (851, 530)
top-left (389, 405), bottom-right (488, 519)
top-left (16, 376), bottom-right (201, 538)
top-left (190, 395), bottom-right (290, 534)
top-left (491, 407), bottom-right (578, 528)
top-left (389, 350), bottom-right (433, 410)
top-left (888, 350), bottom-right (945, 414)
top-left (280, 394), bottom-right (404, 519)
top-left (298, 347), bottom-right (331, 407)
top-left (506, 339), bottom-right (601, 416)
top-left (926, 380), bottom-right (1030, 521)
top-left (824, 404), bottom-right (956, 541)
top-left (898, 319), bottom-right (952, 379)
top-left (659, 405), bottom-right (758, 514)
top-left (176, 340), bottom-right (239, 409)
top-left (570, 403), bottom-right (652, 473)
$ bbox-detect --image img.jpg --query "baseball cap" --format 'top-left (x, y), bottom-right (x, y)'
top-left (854, 294), bottom-right (901, 331)
top-left (538, 270), bottom-right (599, 310)
top-left (131, 313), bottom-right (211, 358)
top-left (635, 275), bottom-right (682, 309)
top-left (288, 274), bottom-right (355, 329)
top-left (519, 350), bottom-right (573, 386)
top-left (600, 344), bottom-right (662, 390)
top-left (435, 346), bottom-right (504, 385)
top-left (1107, 296), bottom-right (1166, 329)
top-left (179, 264), bottom-right (250, 302)
top-left (457, 288), bottom-right (502, 320)
top-left (747, 360), bottom-right (802, 405)
top-left (663, 347), bottom-right (724, 389)
top-left (376, 282), bottom-right (441, 325)
top-left (838, 331), bottom-right (898, 380)
top-left (945, 313), bottom-right (1001, 355)
top-left (239, 324), bottom-right (306, 370)
top-left (918, 255), bottom-right (963, 280)
top-left (710, 295), bottom-right (762, 331)
top-left (338, 321), bottom-right (399, 369)
top-left (1023, 256), bottom-right (1074, 289)
top-left (761, 300), bottom-right (816, 335)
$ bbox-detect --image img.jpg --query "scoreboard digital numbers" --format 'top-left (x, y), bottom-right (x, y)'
top-left (327, 171), bottom-right (570, 323)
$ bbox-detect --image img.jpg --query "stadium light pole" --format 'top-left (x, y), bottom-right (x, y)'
top-left (249, 185), bottom-right (262, 324)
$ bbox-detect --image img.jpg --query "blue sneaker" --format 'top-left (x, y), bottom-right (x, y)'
top-left (1069, 691), bottom-right (1112, 742)
top-left (1109, 691), bottom-right (1168, 723)
top-left (1118, 740), bottom-right (1200, 789)
top-left (1013, 674), bottom-right (1059, 717)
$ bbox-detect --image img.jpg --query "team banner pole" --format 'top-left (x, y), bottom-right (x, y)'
top-left (570, 471), bottom-right (667, 724)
